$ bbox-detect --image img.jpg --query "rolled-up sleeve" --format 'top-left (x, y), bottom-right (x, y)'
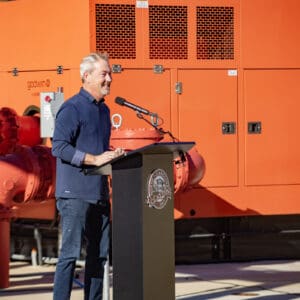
top-left (71, 149), bottom-right (85, 167)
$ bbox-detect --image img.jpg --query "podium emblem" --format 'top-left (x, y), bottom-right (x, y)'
top-left (146, 168), bottom-right (171, 209)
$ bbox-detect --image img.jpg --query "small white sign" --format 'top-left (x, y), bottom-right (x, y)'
top-left (228, 69), bottom-right (238, 76)
top-left (43, 104), bottom-right (52, 120)
top-left (136, 0), bottom-right (148, 8)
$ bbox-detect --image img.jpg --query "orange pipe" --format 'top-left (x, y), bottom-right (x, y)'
top-left (173, 146), bottom-right (205, 194)
top-left (110, 128), bottom-right (205, 193)
top-left (110, 127), bottom-right (164, 150)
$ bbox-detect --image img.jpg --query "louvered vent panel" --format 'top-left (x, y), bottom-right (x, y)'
top-left (95, 4), bottom-right (136, 59)
top-left (149, 6), bottom-right (188, 59)
top-left (197, 6), bottom-right (234, 60)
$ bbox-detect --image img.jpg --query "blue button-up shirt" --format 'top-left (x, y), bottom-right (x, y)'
top-left (52, 88), bottom-right (111, 202)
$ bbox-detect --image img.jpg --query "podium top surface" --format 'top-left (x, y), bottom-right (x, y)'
top-left (83, 141), bottom-right (195, 176)
top-left (128, 141), bottom-right (194, 155)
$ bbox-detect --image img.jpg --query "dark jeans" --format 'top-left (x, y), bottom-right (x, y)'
top-left (53, 198), bottom-right (110, 300)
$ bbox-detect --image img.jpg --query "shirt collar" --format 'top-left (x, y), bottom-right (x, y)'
top-left (79, 87), bottom-right (105, 104)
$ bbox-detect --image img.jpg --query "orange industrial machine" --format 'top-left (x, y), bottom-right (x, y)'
top-left (1, 0), bottom-right (300, 288)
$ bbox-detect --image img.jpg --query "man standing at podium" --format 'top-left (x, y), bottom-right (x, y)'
top-left (52, 52), bottom-right (124, 300)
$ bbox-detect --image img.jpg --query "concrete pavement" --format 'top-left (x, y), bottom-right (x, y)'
top-left (1, 259), bottom-right (300, 299)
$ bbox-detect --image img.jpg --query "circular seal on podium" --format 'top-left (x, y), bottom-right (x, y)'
top-left (146, 168), bottom-right (171, 209)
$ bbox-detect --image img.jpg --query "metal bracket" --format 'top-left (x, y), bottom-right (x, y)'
top-left (112, 64), bottom-right (122, 73)
top-left (222, 122), bottom-right (236, 134)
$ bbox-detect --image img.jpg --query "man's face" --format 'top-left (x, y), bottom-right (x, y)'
top-left (84, 59), bottom-right (112, 100)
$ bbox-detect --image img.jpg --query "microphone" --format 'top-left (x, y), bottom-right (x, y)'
top-left (115, 97), bottom-right (150, 115)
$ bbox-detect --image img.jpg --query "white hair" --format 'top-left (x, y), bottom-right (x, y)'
top-left (80, 52), bottom-right (109, 82)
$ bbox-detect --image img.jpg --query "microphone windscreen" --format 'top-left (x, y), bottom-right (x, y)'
top-left (115, 97), bottom-right (125, 105)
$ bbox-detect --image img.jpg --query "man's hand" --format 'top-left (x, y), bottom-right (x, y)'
top-left (84, 148), bottom-right (125, 166)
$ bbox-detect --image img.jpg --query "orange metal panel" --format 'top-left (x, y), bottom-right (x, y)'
top-left (107, 69), bottom-right (171, 131)
top-left (0, 72), bottom-right (9, 105)
top-left (176, 185), bottom-right (300, 218)
top-left (0, 0), bottom-right (90, 70)
top-left (90, 0), bottom-right (144, 66)
top-left (1, 70), bottom-right (74, 116)
top-left (12, 199), bottom-right (56, 220)
top-left (244, 69), bottom-right (300, 186)
top-left (178, 69), bottom-right (238, 187)
top-left (141, 0), bottom-right (239, 69)
top-left (90, 0), bottom-right (239, 69)
top-left (242, 0), bottom-right (300, 68)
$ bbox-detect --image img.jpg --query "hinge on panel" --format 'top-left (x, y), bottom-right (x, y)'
top-left (112, 64), bottom-right (122, 73)
top-left (153, 65), bottom-right (164, 74)
top-left (12, 67), bottom-right (19, 76)
top-left (57, 65), bottom-right (63, 74)
top-left (175, 82), bottom-right (182, 94)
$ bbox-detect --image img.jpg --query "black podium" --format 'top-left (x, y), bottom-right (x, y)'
top-left (85, 142), bottom-right (195, 300)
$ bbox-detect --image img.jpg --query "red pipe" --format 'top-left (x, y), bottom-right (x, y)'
top-left (18, 115), bottom-right (41, 146)
top-left (0, 217), bottom-right (10, 288)
top-left (0, 145), bottom-right (55, 288)
top-left (0, 107), bottom-right (42, 155)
